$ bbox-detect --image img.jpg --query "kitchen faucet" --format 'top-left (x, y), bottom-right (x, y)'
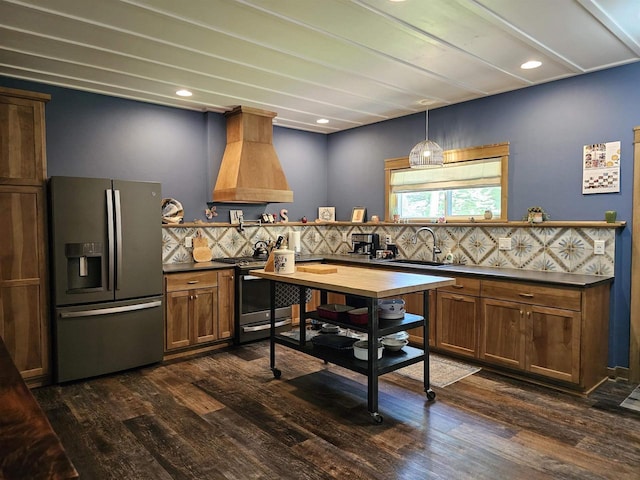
top-left (411, 227), bottom-right (442, 262)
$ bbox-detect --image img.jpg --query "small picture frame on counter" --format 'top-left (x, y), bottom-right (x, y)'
top-left (351, 207), bottom-right (367, 223)
top-left (318, 206), bottom-right (335, 222)
top-left (230, 209), bottom-right (243, 224)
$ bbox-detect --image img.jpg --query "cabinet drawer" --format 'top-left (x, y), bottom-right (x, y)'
top-left (165, 270), bottom-right (219, 292)
top-left (438, 276), bottom-right (480, 296)
top-left (481, 279), bottom-right (581, 311)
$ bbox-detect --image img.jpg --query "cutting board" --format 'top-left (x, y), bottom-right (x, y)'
top-left (192, 236), bottom-right (212, 262)
top-left (297, 264), bottom-right (338, 274)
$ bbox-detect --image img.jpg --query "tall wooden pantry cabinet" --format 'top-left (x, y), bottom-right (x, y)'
top-left (0, 86), bottom-right (51, 386)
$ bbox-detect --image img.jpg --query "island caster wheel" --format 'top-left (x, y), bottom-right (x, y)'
top-left (371, 412), bottom-right (384, 424)
top-left (272, 368), bottom-right (281, 379)
top-left (425, 389), bottom-right (436, 401)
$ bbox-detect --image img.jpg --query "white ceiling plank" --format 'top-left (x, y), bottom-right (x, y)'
top-left (0, 0), bottom-right (637, 132)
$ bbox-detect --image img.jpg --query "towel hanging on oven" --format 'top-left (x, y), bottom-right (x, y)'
top-left (275, 284), bottom-right (312, 307)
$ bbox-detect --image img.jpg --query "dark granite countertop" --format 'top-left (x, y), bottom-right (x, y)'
top-left (163, 261), bottom-right (234, 273)
top-left (163, 255), bottom-right (324, 274)
top-left (164, 254), bottom-right (612, 288)
top-left (320, 254), bottom-right (613, 288)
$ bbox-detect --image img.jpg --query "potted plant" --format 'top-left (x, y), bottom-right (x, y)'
top-left (524, 206), bottom-right (549, 223)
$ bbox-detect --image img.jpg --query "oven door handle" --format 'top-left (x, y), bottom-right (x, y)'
top-left (242, 319), bottom-right (291, 332)
top-left (242, 275), bottom-right (265, 281)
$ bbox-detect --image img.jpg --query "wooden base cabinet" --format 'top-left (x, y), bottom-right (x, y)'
top-left (480, 279), bottom-right (606, 391)
top-left (164, 269), bottom-right (234, 352)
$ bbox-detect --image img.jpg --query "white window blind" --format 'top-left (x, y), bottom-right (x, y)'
top-left (390, 158), bottom-right (502, 193)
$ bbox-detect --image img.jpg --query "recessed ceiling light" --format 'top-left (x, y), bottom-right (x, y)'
top-left (521, 60), bottom-right (542, 70)
top-left (176, 89), bottom-right (192, 97)
top-left (316, 118), bottom-right (329, 124)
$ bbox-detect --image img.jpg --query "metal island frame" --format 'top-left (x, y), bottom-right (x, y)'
top-left (250, 265), bottom-right (454, 423)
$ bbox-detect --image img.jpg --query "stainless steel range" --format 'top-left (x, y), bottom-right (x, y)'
top-left (215, 256), bottom-right (294, 344)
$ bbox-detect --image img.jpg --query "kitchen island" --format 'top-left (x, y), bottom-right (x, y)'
top-left (251, 265), bottom-right (454, 423)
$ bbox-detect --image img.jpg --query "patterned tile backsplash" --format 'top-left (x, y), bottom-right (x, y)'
top-left (163, 224), bottom-right (615, 276)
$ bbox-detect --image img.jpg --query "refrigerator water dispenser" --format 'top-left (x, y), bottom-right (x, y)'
top-left (65, 242), bottom-right (104, 292)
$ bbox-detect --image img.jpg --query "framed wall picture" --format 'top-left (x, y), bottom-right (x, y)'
top-left (351, 207), bottom-right (366, 223)
top-left (318, 206), bottom-right (335, 222)
top-left (230, 209), bottom-right (243, 224)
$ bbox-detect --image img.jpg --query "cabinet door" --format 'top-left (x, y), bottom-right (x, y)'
top-left (526, 306), bottom-right (581, 383)
top-left (480, 298), bottom-right (525, 369)
top-left (217, 269), bottom-right (234, 340)
top-left (192, 287), bottom-right (217, 344)
top-left (436, 292), bottom-right (479, 358)
top-left (165, 290), bottom-right (191, 350)
top-left (0, 186), bottom-right (48, 381)
top-left (405, 291), bottom-right (436, 347)
top-left (0, 284), bottom-right (44, 378)
top-left (0, 91), bottom-right (47, 184)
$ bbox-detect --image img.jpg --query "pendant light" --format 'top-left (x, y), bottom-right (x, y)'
top-left (409, 110), bottom-right (443, 168)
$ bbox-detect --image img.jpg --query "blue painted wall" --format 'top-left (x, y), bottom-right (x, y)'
top-left (2, 61), bottom-right (637, 368)
top-left (327, 112), bottom-right (425, 221)
top-left (326, 62), bottom-right (640, 368)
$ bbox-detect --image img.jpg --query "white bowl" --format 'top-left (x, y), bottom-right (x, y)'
top-left (383, 331), bottom-right (409, 342)
top-left (378, 298), bottom-right (406, 319)
top-left (381, 338), bottom-right (408, 352)
top-left (353, 340), bottom-right (383, 361)
top-left (321, 323), bottom-right (339, 334)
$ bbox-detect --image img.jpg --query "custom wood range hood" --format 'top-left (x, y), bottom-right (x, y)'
top-left (213, 106), bottom-right (293, 203)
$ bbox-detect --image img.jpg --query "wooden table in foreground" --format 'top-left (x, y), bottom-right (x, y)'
top-left (0, 336), bottom-right (78, 480)
top-left (251, 265), bottom-right (454, 423)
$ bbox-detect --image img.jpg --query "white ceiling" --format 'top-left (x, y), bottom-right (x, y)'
top-left (1, 0), bottom-right (639, 134)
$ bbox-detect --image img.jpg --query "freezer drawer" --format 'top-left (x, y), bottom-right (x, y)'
top-left (55, 296), bottom-right (163, 382)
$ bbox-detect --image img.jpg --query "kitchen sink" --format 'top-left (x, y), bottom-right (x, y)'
top-left (385, 259), bottom-right (446, 267)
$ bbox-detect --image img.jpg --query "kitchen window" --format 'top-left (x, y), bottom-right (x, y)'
top-left (385, 143), bottom-right (509, 222)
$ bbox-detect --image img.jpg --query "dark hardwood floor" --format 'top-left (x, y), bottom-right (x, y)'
top-left (33, 342), bottom-right (640, 479)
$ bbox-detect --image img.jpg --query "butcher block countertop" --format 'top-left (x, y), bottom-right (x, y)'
top-left (250, 265), bottom-right (455, 298)
top-left (0, 337), bottom-right (78, 480)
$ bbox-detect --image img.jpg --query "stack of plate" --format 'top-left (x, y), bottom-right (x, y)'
top-left (382, 331), bottom-right (409, 342)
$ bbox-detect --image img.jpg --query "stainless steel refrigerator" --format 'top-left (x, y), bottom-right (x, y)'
top-left (49, 176), bottom-right (163, 382)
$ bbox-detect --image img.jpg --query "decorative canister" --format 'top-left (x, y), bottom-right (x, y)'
top-left (273, 248), bottom-right (295, 274)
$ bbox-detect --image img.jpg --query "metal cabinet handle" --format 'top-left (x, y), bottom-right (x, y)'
top-left (187, 280), bottom-right (199, 284)
top-left (451, 295), bottom-right (465, 301)
top-left (452, 284), bottom-right (464, 289)
top-left (519, 293), bottom-right (534, 298)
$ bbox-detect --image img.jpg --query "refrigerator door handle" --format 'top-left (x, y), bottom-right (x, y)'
top-left (114, 189), bottom-right (123, 291)
top-left (59, 300), bottom-right (162, 319)
top-left (106, 189), bottom-right (115, 292)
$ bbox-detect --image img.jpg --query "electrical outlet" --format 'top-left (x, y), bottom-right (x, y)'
top-left (498, 237), bottom-right (512, 251)
top-left (385, 235), bottom-right (392, 245)
top-left (185, 236), bottom-right (193, 248)
top-left (594, 240), bottom-right (605, 255)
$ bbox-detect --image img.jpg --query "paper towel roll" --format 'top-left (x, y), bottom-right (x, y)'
top-left (290, 231), bottom-right (301, 253)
